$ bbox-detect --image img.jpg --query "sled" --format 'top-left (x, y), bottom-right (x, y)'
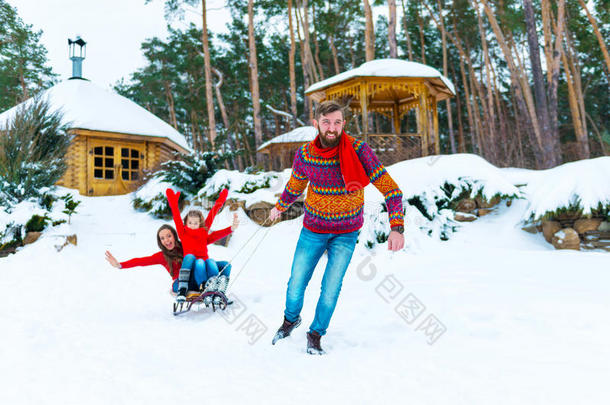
top-left (172, 290), bottom-right (233, 316)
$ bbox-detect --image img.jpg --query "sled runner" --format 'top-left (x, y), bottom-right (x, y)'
top-left (172, 290), bottom-right (234, 316)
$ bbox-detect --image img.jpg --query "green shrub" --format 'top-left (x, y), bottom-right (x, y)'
top-left (0, 97), bottom-right (72, 206)
top-left (61, 194), bottom-right (81, 224)
top-left (25, 214), bottom-right (49, 232)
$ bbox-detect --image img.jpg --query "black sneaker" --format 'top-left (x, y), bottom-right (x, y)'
top-left (306, 331), bottom-right (325, 355)
top-left (176, 287), bottom-right (187, 302)
top-left (271, 316), bottom-right (302, 345)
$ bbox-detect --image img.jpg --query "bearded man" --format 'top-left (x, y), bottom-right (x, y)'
top-left (268, 100), bottom-right (405, 355)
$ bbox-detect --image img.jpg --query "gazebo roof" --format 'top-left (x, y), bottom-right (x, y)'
top-left (0, 78), bottom-right (190, 151)
top-left (257, 126), bottom-right (317, 152)
top-left (305, 58), bottom-right (455, 103)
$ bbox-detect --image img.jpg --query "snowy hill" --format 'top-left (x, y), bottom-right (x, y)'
top-left (2, 166), bottom-right (610, 404)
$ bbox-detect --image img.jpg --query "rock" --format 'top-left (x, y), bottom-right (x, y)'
top-left (455, 198), bottom-right (476, 213)
top-left (213, 233), bottom-right (232, 247)
top-left (455, 212), bottom-right (477, 222)
top-left (475, 195), bottom-right (501, 209)
top-left (573, 218), bottom-right (603, 235)
top-left (55, 234), bottom-right (78, 252)
top-left (521, 223), bottom-right (539, 234)
top-left (551, 228), bottom-right (580, 250)
top-left (477, 208), bottom-right (493, 217)
top-left (23, 231), bottom-right (42, 245)
top-left (597, 221), bottom-right (610, 232)
top-left (227, 198), bottom-right (246, 212)
top-left (245, 201), bottom-right (275, 226)
top-left (506, 199), bottom-right (512, 207)
top-left (542, 220), bottom-right (561, 243)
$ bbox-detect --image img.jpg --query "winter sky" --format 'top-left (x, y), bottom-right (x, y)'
top-left (7, 0), bottom-right (231, 89)
top-left (9, 1), bottom-right (399, 92)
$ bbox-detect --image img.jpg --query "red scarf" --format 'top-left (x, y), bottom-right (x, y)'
top-left (311, 131), bottom-right (370, 191)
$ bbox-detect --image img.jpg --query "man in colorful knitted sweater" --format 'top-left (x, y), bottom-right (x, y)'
top-left (269, 100), bottom-right (405, 355)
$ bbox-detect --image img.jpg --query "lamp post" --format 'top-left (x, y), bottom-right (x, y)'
top-left (68, 36), bottom-right (87, 79)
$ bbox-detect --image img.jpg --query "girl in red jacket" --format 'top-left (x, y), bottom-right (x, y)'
top-left (166, 188), bottom-right (239, 304)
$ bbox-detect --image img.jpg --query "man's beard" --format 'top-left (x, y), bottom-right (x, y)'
top-left (319, 130), bottom-right (341, 148)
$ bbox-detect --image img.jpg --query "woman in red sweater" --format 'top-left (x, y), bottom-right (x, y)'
top-left (105, 220), bottom-right (236, 297)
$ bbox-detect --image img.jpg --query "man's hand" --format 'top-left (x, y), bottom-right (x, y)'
top-left (387, 231), bottom-right (405, 252)
top-left (268, 207), bottom-right (282, 222)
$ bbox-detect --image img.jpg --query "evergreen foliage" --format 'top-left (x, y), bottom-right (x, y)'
top-left (155, 150), bottom-right (241, 197)
top-left (0, 0), bottom-right (56, 111)
top-left (0, 98), bottom-right (72, 206)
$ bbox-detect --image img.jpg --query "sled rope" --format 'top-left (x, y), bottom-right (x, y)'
top-left (216, 217), bottom-right (274, 289)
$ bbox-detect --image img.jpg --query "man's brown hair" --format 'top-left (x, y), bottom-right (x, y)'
top-left (314, 100), bottom-right (345, 120)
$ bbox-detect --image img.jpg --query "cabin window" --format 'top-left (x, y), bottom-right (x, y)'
top-left (120, 148), bottom-right (142, 181)
top-left (93, 146), bottom-right (114, 179)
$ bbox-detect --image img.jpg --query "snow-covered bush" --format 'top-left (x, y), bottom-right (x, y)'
top-left (521, 157), bottom-right (610, 222)
top-left (198, 169), bottom-right (283, 206)
top-left (0, 189), bottom-right (75, 253)
top-left (360, 154), bottom-right (522, 248)
top-left (131, 177), bottom-right (178, 219)
top-left (0, 97), bottom-right (72, 206)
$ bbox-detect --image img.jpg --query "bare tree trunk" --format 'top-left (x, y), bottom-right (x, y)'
top-left (543, 0), bottom-right (566, 164)
top-left (436, 0), bottom-right (455, 153)
top-left (400, 0), bottom-right (414, 60)
top-left (416, 2), bottom-right (426, 64)
top-left (388, 0), bottom-right (398, 58)
top-left (577, 0), bottom-right (610, 82)
top-left (296, 0), bottom-right (319, 83)
top-left (474, 1), bottom-right (496, 153)
top-left (248, 0), bottom-right (263, 159)
top-left (212, 66), bottom-right (241, 169)
top-left (164, 82), bottom-right (178, 130)
top-left (202, 0), bottom-right (216, 149)
top-left (562, 27), bottom-right (590, 159)
top-left (523, 0), bottom-right (556, 166)
top-left (478, 0), bottom-right (547, 167)
top-left (190, 109), bottom-right (201, 152)
top-left (295, 3), bottom-right (312, 121)
top-left (363, 0), bottom-right (375, 61)
top-left (329, 35), bottom-right (341, 75)
top-left (311, 3), bottom-right (325, 80)
top-left (288, 0), bottom-right (298, 128)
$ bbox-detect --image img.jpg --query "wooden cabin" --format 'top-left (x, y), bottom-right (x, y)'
top-left (0, 78), bottom-right (190, 196)
top-left (257, 126), bottom-right (317, 171)
top-left (305, 58), bottom-right (455, 165)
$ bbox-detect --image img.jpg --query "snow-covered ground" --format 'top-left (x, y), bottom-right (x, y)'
top-left (1, 159), bottom-right (609, 404)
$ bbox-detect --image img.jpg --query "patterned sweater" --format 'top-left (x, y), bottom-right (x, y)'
top-left (276, 138), bottom-right (404, 234)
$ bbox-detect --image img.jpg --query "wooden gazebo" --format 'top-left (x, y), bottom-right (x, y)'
top-left (257, 126), bottom-right (317, 171)
top-left (305, 58), bottom-right (455, 164)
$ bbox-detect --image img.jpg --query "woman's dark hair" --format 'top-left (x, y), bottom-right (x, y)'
top-left (157, 224), bottom-right (183, 278)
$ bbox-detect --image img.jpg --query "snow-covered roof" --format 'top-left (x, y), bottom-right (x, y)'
top-left (305, 58), bottom-right (456, 96)
top-left (257, 126), bottom-right (317, 151)
top-left (0, 79), bottom-right (190, 151)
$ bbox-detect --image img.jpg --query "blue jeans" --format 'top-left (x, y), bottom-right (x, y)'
top-left (172, 255), bottom-right (231, 292)
top-left (284, 227), bottom-right (359, 336)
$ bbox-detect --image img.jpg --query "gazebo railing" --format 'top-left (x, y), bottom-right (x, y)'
top-left (357, 133), bottom-right (424, 166)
